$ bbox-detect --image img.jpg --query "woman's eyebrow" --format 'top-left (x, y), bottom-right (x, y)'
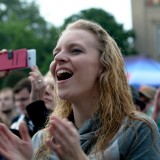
top-left (68, 42), bottom-right (85, 49)
top-left (53, 47), bottom-right (60, 53)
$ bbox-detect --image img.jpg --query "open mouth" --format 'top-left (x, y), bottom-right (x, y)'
top-left (57, 69), bottom-right (73, 81)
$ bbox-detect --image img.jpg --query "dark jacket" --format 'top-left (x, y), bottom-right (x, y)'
top-left (10, 100), bottom-right (50, 138)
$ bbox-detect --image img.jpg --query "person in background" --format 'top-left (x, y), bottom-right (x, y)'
top-left (139, 85), bottom-right (157, 113)
top-left (0, 87), bottom-right (19, 126)
top-left (0, 54), bottom-right (55, 136)
top-left (10, 77), bottom-right (34, 137)
top-left (26, 66), bottom-right (55, 132)
top-left (139, 85), bottom-right (160, 130)
top-left (150, 88), bottom-right (160, 132)
top-left (130, 85), bottom-right (146, 111)
top-left (0, 110), bottom-right (10, 127)
top-left (0, 111), bottom-right (9, 160)
top-left (0, 50), bottom-right (14, 160)
top-left (29, 66), bottom-right (55, 111)
top-left (43, 70), bottom-right (55, 110)
top-left (0, 19), bottom-right (159, 160)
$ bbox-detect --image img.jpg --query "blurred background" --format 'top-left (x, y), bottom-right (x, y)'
top-left (0, 0), bottom-right (160, 89)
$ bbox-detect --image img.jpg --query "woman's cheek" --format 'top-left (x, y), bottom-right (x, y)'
top-left (49, 61), bottom-right (56, 77)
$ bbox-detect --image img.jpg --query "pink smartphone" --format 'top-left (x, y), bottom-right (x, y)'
top-left (0, 49), bottom-right (36, 71)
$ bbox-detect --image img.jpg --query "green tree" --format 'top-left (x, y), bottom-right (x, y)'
top-left (0, 0), bottom-right (58, 88)
top-left (61, 8), bottom-right (137, 56)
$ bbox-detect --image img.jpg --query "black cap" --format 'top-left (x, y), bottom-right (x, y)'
top-left (130, 85), bottom-right (146, 111)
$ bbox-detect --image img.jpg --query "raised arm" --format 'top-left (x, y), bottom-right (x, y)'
top-left (29, 66), bottom-right (46, 103)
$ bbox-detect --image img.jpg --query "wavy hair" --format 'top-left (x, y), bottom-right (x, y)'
top-left (35, 19), bottom-right (141, 159)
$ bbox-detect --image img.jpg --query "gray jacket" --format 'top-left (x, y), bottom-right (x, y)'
top-left (32, 114), bottom-right (160, 160)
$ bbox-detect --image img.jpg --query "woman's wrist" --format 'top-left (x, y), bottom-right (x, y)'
top-left (79, 151), bottom-right (89, 160)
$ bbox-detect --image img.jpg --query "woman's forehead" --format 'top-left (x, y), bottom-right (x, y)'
top-left (56, 29), bottom-right (98, 48)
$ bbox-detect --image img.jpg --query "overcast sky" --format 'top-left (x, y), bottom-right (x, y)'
top-left (35, 0), bottom-right (132, 30)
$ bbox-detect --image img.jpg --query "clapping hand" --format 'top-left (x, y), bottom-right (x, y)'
top-left (46, 116), bottom-right (89, 160)
top-left (0, 122), bottom-right (33, 160)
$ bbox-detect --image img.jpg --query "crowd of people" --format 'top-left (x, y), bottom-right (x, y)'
top-left (0, 19), bottom-right (160, 160)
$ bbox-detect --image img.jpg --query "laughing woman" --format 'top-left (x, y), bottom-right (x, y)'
top-left (0, 19), bottom-right (160, 160)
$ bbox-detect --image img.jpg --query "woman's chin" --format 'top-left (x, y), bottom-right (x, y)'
top-left (58, 93), bottom-right (71, 100)
top-left (59, 95), bottom-right (69, 100)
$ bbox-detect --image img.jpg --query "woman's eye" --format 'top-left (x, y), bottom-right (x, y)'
top-left (71, 48), bottom-right (82, 54)
top-left (53, 52), bottom-right (57, 58)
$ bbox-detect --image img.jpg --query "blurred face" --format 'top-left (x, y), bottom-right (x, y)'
top-left (14, 88), bottom-right (30, 115)
top-left (50, 29), bottom-right (103, 103)
top-left (0, 90), bottom-right (14, 112)
top-left (43, 77), bottom-right (55, 111)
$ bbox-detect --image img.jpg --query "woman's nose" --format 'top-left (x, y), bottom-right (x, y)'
top-left (45, 85), bottom-right (50, 94)
top-left (54, 51), bottom-right (69, 63)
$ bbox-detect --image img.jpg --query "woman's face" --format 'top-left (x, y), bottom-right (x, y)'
top-left (50, 29), bottom-right (103, 102)
top-left (43, 77), bottom-right (55, 111)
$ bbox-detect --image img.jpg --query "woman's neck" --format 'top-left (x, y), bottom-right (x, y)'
top-left (70, 91), bottom-right (99, 128)
top-left (71, 102), bottom-right (95, 129)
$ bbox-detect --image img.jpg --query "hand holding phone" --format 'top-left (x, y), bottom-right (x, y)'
top-left (0, 48), bottom-right (36, 71)
top-left (0, 49), bottom-right (10, 77)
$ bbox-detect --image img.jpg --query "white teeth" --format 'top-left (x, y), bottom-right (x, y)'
top-left (57, 69), bottom-right (72, 76)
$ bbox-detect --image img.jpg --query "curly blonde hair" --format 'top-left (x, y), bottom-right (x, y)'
top-left (35, 19), bottom-right (138, 159)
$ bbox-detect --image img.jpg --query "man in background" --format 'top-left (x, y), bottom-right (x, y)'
top-left (0, 87), bottom-right (19, 126)
top-left (130, 85), bottom-right (146, 112)
top-left (139, 85), bottom-right (157, 113)
top-left (10, 77), bottom-right (34, 137)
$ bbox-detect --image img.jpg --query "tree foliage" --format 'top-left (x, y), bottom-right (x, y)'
top-left (0, 0), bottom-right (59, 88)
top-left (0, 2), bottom-right (137, 89)
top-left (61, 8), bottom-right (137, 56)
